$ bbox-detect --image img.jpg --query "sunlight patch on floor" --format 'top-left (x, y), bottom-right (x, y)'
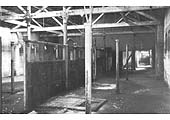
top-left (93, 83), bottom-right (116, 90)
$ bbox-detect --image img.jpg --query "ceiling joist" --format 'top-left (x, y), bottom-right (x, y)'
top-left (1, 6), bottom-right (166, 20)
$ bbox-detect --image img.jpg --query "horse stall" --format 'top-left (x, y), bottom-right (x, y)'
top-left (24, 40), bottom-right (85, 110)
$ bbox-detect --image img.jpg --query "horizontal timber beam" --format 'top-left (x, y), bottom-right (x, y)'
top-left (10, 21), bottom-right (158, 32)
top-left (1, 6), bottom-right (167, 20)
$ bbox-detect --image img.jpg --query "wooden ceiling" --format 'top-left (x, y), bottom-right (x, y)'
top-left (0, 6), bottom-right (167, 36)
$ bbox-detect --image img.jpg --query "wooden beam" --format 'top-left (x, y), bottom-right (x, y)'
top-left (85, 6), bottom-right (92, 114)
top-left (92, 38), bottom-right (97, 82)
top-left (135, 11), bottom-right (159, 22)
top-left (116, 12), bottom-right (130, 23)
top-left (11, 19), bottom-right (62, 34)
top-left (5, 20), bottom-right (39, 28)
top-left (27, 6), bottom-right (168, 19)
top-left (1, 6), bottom-right (166, 20)
top-left (17, 6), bottom-right (26, 14)
top-left (32, 19), bottom-right (42, 27)
top-left (10, 21), bottom-right (159, 32)
top-left (13, 20), bottom-right (26, 29)
top-left (66, 7), bottom-right (72, 11)
top-left (29, 30), bottom-right (155, 37)
top-left (63, 6), bottom-right (69, 90)
top-left (32, 6), bottom-right (48, 15)
top-left (26, 39), bottom-right (62, 46)
top-left (125, 44), bottom-right (129, 81)
top-left (126, 15), bottom-right (155, 31)
top-left (11, 42), bottom-right (15, 94)
top-left (84, 6), bottom-right (89, 23)
top-left (92, 13), bottom-right (104, 25)
top-left (115, 39), bottom-right (120, 94)
top-left (44, 9), bottom-right (63, 26)
top-left (155, 24), bottom-right (164, 79)
top-left (24, 6), bottom-right (31, 112)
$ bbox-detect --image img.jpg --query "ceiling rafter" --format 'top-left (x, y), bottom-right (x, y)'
top-left (17, 6), bottom-right (26, 14)
top-left (2, 6), bottom-right (166, 20)
top-left (32, 19), bottom-right (42, 27)
top-left (92, 13), bottom-right (104, 25)
top-left (126, 15), bottom-right (155, 31)
top-left (11, 6), bottom-right (62, 35)
top-left (135, 11), bottom-right (159, 22)
top-left (32, 6), bottom-right (48, 15)
top-left (10, 20), bottom-right (158, 32)
top-left (44, 9), bottom-right (62, 26)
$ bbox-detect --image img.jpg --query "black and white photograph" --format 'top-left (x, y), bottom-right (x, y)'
top-left (0, 0), bottom-right (170, 119)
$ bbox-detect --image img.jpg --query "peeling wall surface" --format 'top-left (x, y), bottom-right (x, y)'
top-left (0, 27), bottom-right (12, 77)
top-left (164, 8), bottom-right (170, 87)
top-left (0, 27), bottom-right (41, 77)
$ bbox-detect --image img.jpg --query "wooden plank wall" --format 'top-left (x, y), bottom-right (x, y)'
top-left (27, 59), bottom-right (85, 108)
top-left (68, 59), bottom-right (85, 89)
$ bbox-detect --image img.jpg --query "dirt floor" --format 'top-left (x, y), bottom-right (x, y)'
top-left (2, 76), bottom-right (24, 114)
top-left (2, 68), bottom-right (170, 114)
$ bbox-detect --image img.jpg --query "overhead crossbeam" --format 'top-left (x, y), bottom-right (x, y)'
top-left (5, 20), bottom-right (39, 28)
top-left (10, 20), bottom-right (158, 32)
top-left (1, 6), bottom-right (166, 20)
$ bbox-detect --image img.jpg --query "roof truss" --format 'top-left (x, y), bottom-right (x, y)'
top-left (0, 6), bottom-right (167, 35)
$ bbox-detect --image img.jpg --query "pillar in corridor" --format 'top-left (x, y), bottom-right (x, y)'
top-left (155, 23), bottom-right (164, 79)
top-left (85, 6), bottom-right (92, 114)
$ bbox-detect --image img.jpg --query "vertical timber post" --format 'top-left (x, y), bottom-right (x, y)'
top-left (63, 6), bottom-right (69, 89)
top-left (125, 44), bottom-right (129, 80)
top-left (24, 6), bottom-right (31, 111)
top-left (0, 38), bottom-right (2, 113)
top-left (11, 42), bottom-right (15, 94)
top-left (85, 6), bottom-right (92, 114)
top-left (155, 24), bottom-right (164, 79)
top-left (132, 34), bottom-right (136, 71)
top-left (93, 38), bottom-right (97, 82)
top-left (115, 39), bottom-right (120, 94)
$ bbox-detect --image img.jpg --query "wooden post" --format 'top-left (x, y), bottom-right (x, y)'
top-left (63, 6), bottom-right (69, 89)
top-left (0, 38), bottom-right (2, 113)
top-left (24, 6), bottom-right (31, 111)
top-left (115, 39), bottom-right (120, 94)
top-left (85, 6), bottom-right (92, 114)
top-left (93, 38), bottom-right (97, 82)
top-left (125, 44), bottom-right (129, 80)
top-left (131, 34), bottom-right (136, 71)
top-left (155, 24), bottom-right (164, 79)
top-left (11, 42), bottom-right (15, 94)
top-left (73, 45), bottom-right (76, 60)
